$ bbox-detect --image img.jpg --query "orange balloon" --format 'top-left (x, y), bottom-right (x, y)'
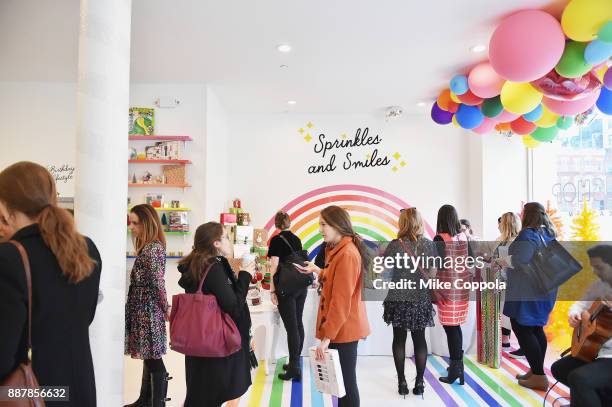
top-left (495, 122), bottom-right (512, 131)
top-left (437, 89), bottom-right (459, 112)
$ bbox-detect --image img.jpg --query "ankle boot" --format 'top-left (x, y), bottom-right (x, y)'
top-left (518, 374), bottom-right (549, 391)
top-left (398, 378), bottom-right (409, 397)
top-left (124, 364), bottom-right (150, 407)
top-left (413, 378), bottom-right (425, 397)
top-left (439, 352), bottom-right (464, 385)
top-left (278, 364), bottom-right (301, 381)
top-left (150, 372), bottom-right (171, 407)
top-left (516, 369), bottom-right (532, 380)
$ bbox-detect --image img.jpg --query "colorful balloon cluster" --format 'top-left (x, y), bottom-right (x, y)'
top-left (430, 0), bottom-right (612, 148)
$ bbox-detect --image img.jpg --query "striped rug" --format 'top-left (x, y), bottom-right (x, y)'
top-left (236, 353), bottom-right (570, 407)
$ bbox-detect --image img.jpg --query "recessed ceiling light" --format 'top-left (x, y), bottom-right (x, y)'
top-left (287, 100), bottom-right (297, 105)
top-left (416, 101), bottom-right (427, 107)
top-left (470, 44), bottom-right (487, 53)
top-left (277, 44), bottom-right (292, 53)
top-left (280, 64), bottom-right (289, 69)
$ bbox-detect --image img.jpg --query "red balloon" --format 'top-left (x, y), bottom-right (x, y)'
top-left (457, 89), bottom-right (484, 106)
top-left (531, 70), bottom-right (602, 101)
top-left (510, 117), bottom-right (537, 135)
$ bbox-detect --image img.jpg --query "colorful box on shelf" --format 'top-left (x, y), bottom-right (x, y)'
top-left (253, 229), bottom-right (268, 246)
top-left (229, 207), bottom-right (243, 215)
top-left (236, 225), bottom-right (254, 245)
top-left (253, 246), bottom-right (268, 258)
top-left (220, 213), bottom-right (237, 224)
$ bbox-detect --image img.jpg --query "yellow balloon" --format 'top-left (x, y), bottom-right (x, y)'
top-left (452, 115), bottom-right (460, 128)
top-left (500, 81), bottom-right (543, 115)
top-left (595, 65), bottom-right (608, 82)
top-left (562, 0), bottom-right (612, 42)
top-left (534, 104), bottom-right (559, 128)
top-left (450, 91), bottom-right (461, 104)
top-left (522, 135), bottom-right (541, 148)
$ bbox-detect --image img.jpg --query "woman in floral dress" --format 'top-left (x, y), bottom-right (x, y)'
top-left (125, 204), bottom-right (170, 407)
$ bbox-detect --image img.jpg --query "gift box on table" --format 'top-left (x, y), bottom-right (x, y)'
top-left (236, 225), bottom-right (254, 245)
top-left (220, 213), bottom-right (237, 225)
top-left (229, 207), bottom-right (243, 215)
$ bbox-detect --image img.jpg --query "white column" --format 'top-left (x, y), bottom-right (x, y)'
top-left (74, 0), bottom-right (132, 405)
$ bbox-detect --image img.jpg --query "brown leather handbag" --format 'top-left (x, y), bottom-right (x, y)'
top-left (1, 240), bottom-right (45, 406)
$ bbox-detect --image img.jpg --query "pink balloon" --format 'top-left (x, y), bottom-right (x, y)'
top-left (495, 110), bottom-right (520, 123)
top-left (542, 89), bottom-right (601, 115)
top-left (468, 62), bottom-right (505, 98)
top-left (473, 118), bottom-right (496, 134)
top-left (489, 10), bottom-right (565, 82)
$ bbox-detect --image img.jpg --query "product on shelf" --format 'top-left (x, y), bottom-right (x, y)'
top-left (237, 212), bottom-right (251, 226)
top-left (129, 107), bottom-right (155, 135)
top-left (162, 164), bottom-right (186, 185)
top-left (145, 141), bottom-right (181, 160)
top-left (236, 225), bottom-right (254, 245)
top-left (220, 213), bottom-right (237, 224)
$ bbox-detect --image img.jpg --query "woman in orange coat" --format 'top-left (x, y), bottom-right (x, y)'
top-left (296, 205), bottom-right (370, 407)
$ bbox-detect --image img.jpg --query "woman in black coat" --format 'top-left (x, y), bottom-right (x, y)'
top-left (177, 222), bottom-right (255, 407)
top-left (0, 162), bottom-right (102, 407)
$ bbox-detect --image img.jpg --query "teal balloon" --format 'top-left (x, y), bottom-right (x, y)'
top-left (523, 105), bottom-right (543, 122)
top-left (531, 126), bottom-right (559, 142)
top-left (450, 75), bottom-right (469, 96)
top-left (599, 21), bottom-right (612, 44)
top-left (455, 104), bottom-right (484, 129)
top-left (481, 96), bottom-right (504, 118)
top-left (556, 116), bottom-right (574, 129)
top-left (585, 40), bottom-right (612, 66)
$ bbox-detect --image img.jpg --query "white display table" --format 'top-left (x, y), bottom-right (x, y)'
top-left (253, 288), bottom-right (477, 361)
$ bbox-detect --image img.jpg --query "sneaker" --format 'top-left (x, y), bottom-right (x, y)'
top-left (509, 348), bottom-right (525, 358)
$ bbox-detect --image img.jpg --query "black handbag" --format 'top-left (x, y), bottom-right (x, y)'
top-left (272, 234), bottom-right (313, 297)
top-left (511, 230), bottom-right (582, 300)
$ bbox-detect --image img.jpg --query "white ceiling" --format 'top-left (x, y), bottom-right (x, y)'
top-left (0, 0), bottom-right (566, 114)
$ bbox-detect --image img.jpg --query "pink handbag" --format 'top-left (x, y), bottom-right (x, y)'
top-left (169, 264), bottom-right (242, 357)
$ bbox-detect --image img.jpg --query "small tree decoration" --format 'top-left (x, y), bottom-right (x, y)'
top-left (570, 200), bottom-right (600, 241)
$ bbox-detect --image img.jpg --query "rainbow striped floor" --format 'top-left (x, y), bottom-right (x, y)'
top-left (237, 351), bottom-right (570, 407)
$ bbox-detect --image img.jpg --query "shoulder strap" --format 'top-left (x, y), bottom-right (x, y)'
top-left (9, 240), bottom-right (33, 361)
top-left (278, 234), bottom-right (296, 253)
top-left (197, 262), bottom-right (215, 292)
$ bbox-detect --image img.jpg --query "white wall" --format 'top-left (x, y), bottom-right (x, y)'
top-left (226, 112), bottom-right (474, 231)
top-left (204, 87), bottom-right (230, 217)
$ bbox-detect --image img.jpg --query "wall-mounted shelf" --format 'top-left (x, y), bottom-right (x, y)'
top-left (129, 183), bottom-right (191, 188)
top-left (129, 159), bottom-right (192, 164)
top-left (129, 135), bottom-right (193, 141)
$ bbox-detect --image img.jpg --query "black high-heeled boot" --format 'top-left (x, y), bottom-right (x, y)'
top-left (150, 372), bottom-right (172, 407)
top-left (413, 378), bottom-right (425, 397)
top-left (439, 358), bottom-right (464, 385)
top-left (278, 364), bottom-right (301, 381)
top-left (398, 378), bottom-right (409, 398)
top-left (124, 364), bottom-right (150, 407)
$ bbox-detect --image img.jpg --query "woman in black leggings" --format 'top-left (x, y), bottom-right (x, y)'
top-left (382, 208), bottom-right (437, 396)
top-left (269, 212), bottom-right (308, 380)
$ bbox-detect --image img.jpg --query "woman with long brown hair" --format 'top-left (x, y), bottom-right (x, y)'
top-left (125, 204), bottom-right (170, 407)
top-left (382, 208), bottom-right (437, 397)
top-left (296, 205), bottom-right (370, 407)
top-left (495, 202), bottom-right (558, 391)
top-left (0, 161), bottom-right (102, 406)
top-left (177, 222), bottom-right (255, 407)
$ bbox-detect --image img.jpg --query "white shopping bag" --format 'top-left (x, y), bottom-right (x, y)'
top-left (308, 346), bottom-right (346, 398)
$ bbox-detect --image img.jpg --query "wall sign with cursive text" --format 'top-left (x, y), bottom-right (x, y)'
top-left (297, 123), bottom-right (405, 175)
top-left (47, 164), bottom-right (75, 184)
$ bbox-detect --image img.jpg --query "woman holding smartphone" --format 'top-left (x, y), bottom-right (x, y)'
top-left (296, 205), bottom-right (370, 407)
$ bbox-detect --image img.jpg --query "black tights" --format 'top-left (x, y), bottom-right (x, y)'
top-left (443, 325), bottom-right (463, 360)
top-left (144, 358), bottom-right (166, 374)
top-left (392, 327), bottom-right (427, 382)
top-left (510, 319), bottom-right (547, 375)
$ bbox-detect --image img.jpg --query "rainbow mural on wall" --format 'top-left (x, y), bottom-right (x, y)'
top-left (264, 184), bottom-right (434, 260)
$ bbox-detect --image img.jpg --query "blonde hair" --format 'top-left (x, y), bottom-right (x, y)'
top-left (397, 208), bottom-right (424, 241)
top-left (0, 162), bottom-right (95, 283)
top-left (130, 204), bottom-right (166, 254)
top-left (498, 212), bottom-right (521, 243)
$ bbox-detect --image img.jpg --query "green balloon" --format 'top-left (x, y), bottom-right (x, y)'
top-left (555, 41), bottom-right (593, 78)
top-left (481, 96), bottom-right (504, 118)
top-left (531, 126), bottom-right (559, 142)
top-left (599, 21), bottom-right (612, 44)
top-left (557, 116), bottom-right (574, 130)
